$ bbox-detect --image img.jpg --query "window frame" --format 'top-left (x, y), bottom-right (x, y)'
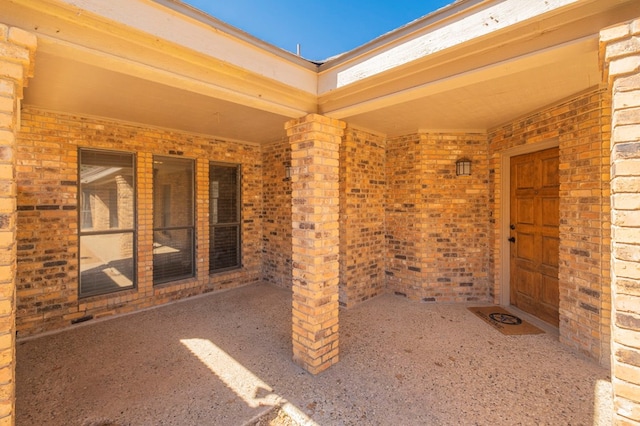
top-left (209, 162), bottom-right (242, 273)
top-left (78, 148), bottom-right (137, 298)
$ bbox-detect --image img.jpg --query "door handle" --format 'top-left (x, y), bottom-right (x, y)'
top-left (508, 237), bottom-right (516, 243)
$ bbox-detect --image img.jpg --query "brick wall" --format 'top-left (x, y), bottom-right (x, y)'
top-left (339, 126), bottom-right (386, 306)
top-left (261, 138), bottom-right (292, 289)
top-left (488, 88), bottom-right (611, 364)
top-left (15, 108), bottom-right (262, 336)
top-left (0, 24), bottom-right (35, 425)
top-left (385, 132), bottom-right (491, 302)
top-left (601, 18), bottom-right (640, 424)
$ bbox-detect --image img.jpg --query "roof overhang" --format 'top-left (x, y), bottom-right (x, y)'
top-left (2, 0), bottom-right (639, 143)
top-left (4, 0), bottom-right (318, 143)
top-left (318, 0), bottom-right (638, 135)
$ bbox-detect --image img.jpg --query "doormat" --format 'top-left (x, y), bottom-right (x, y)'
top-left (468, 306), bottom-right (544, 336)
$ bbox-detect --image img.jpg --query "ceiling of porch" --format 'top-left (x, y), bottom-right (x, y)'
top-left (322, 36), bottom-right (600, 135)
top-left (25, 51), bottom-right (292, 143)
top-left (9, 0), bottom-right (640, 144)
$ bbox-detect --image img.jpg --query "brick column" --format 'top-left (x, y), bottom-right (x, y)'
top-left (0, 24), bottom-right (36, 424)
top-left (285, 114), bottom-right (345, 374)
top-left (601, 18), bottom-right (640, 424)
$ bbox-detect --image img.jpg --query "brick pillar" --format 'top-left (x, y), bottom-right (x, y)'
top-left (285, 114), bottom-right (345, 374)
top-left (0, 24), bottom-right (36, 424)
top-left (601, 18), bottom-right (640, 424)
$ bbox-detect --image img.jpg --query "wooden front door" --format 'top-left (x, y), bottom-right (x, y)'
top-left (509, 147), bottom-right (560, 327)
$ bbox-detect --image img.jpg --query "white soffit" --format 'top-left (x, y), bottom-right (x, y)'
top-left (344, 46), bottom-right (600, 136)
top-left (318, 0), bottom-right (581, 92)
top-left (6, 0), bottom-right (639, 142)
top-left (325, 36), bottom-right (599, 120)
top-left (62, 0), bottom-right (318, 92)
top-left (5, 0), bottom-right (318, 116)
top-left (35, 36), bottom-right (313, 119)
top-left (4, 0), bottom-right (319, 143)
top-left (25, 52), bottom-right (291, 143)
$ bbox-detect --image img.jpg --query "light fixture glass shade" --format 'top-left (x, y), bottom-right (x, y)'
top-left (456, 158), bottom-right (471, 176)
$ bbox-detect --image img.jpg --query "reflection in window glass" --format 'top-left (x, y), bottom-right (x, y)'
top-left (80, 234), bottom-right (134, 294)
top-left (153, 156), bottom-right (195, 284)
top-left (79, 149), bottom-right (135, 297)
top-left (210, 163), bottom-right (241, 272)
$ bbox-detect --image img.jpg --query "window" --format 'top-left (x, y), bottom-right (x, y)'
top-left (79, 149), bottom-right (135, 297)
top-left (153, 156), bottom-right (195, 284)
top-left (210, 163), bottom-right (241, 272)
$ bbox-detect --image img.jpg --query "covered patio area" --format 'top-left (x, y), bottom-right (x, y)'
top-left (2, 0), bottom-right (640, 424)
top-left (17, 283), bottom-right (612, 425)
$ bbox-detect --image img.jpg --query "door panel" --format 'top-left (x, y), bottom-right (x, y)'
top-left (510, 147), bottom-right (560, 326)
top-left (542, 236), bottom-right (559, 267)
top-left (519, 268), bottom-right (537, 298)
top-left (517, 233), bottom-right (535, 261)
top-left (542, 275), bottom-right (559, 305)
top-left (516, 198), bottom-right (535, 224)
top-left (541, 156), bottom-right (559, 187)
top-left (541, 198), bottom-right (559, 227)
top-left (516, 162), bottom-right (536, 188)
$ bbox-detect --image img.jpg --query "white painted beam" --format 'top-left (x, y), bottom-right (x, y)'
top-left (323, 36), bottom-right (598, 119)
top-left (319, 0), bottom-right (581, 93)
top-left (12, 0), bottom-right (318, 94)
top-left (37, 36), bottom-right (312, 118)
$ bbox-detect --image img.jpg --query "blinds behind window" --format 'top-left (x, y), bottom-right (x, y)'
top-left (210, 164), bottom-right (240, 272)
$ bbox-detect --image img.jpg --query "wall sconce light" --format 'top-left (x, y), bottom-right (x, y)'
top-left (285, 166), bottom-right (292, 178)
top-left (456, 158), bottom-right (472, 176)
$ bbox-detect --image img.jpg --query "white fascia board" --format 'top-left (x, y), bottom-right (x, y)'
top-left (325, 35), bottom-right (598, 119)
top-left (61, 0), bottom-right (317, 94)
top-left (37, 36), bottom-right (310, 118)
top-left (318, 0), bottom-right (581, 93)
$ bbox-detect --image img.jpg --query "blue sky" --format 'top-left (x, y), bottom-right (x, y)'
top-left (184, 0), bottom-right (453, 61)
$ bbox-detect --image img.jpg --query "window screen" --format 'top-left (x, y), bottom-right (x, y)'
top-left (153, 156), bottom-right (195, 284)
top-left (79, 149), bottom-right (135, 297)
top-left (210, 163), bottom-right (241, 272)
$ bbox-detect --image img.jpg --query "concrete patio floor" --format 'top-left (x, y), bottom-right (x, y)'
top-left (16, 283), bottom-right (612, 425)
